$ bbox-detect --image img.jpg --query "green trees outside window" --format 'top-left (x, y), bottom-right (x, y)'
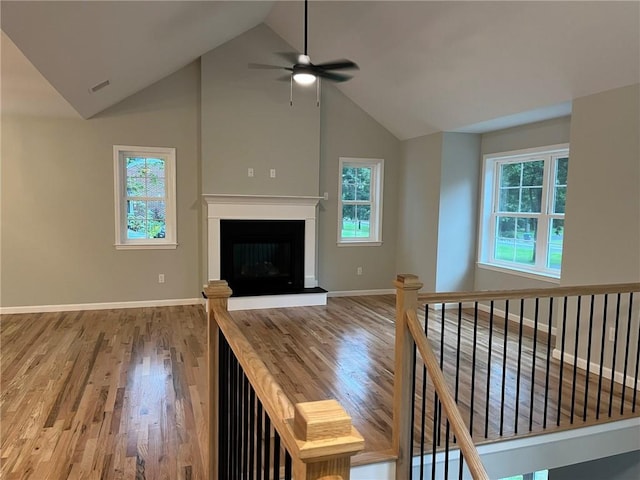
top-left (480, 146), bottom-right (568, 276)
top-left (125, 157), bottom-right (167, 240)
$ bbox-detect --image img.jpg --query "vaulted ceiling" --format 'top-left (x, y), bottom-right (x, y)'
top-left (2, 1), bottom-right (639, 140)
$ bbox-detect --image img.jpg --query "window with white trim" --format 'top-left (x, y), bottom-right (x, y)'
top-left (338, 157), bottom-right (384, 245)
top-left (113, 145), bottom-right (177, 249)
top-left (478, 145), bottom-right (568, 277)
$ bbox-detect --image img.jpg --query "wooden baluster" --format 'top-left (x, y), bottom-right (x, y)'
top-left (290, 399), bottom-right (364, 480)
top-left (204, 280), bottom-right (233, 480)
top-left (393, 274), bottom-right (423, 478)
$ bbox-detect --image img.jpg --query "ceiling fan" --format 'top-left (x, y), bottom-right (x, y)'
top-left (250, 0), bottom-right (359, 102)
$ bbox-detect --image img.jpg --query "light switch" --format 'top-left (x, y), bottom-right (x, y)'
top-left (270, 169), bottom-right (276, 178)
top-left (248, 168), bottom-right (254, 177)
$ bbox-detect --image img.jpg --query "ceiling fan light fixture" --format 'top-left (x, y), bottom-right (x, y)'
top-left (293, 72), bottom-right (316, 85)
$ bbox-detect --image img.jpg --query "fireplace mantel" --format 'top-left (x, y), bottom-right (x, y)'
top-left (203, 194), bottom-right (322, 207)
top-left (203, 194), bottom-right (323, 308)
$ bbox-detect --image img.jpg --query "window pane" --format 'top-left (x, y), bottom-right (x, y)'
top-left (147, 201), bottom-right (166, 239)
top-left (342, 204), bottom-right (355, 237)
top-left (548, 219), bottom-right (564, 270)
top-left (522, 160), bottom-right (544, 186)
top-left (495, 217), bottom-right (537, 265)
top-left (126, 157), bottom-right (165, 198)
top-left (355, 167), bottom-right (371, 201)
top-left (146, 175), bottom-right (165, 197)
top-left (126, 200), bottom-right (166, 239)
top-left (519, 187), bottom-right (542, 213)
top-left (342, 168), bottom-right (356, 200)
top-left (500, 163), bottom-right (521, 187)
top-left (553, 157), bottom-right (568, 214)
top-left (553, 186), bottom-right (566, 213)
top-left (127, 200), bottom-right (147, 239)
top-left (341, 204), bottom-right (370, 238)
top-left (499, 188), bottom-right (519, 212)
top-left (555, 157), bottom-right (568, 185)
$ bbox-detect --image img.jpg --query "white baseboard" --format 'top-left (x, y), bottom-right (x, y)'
top-left (0, 297), bottom-right (204, 315)
top-left (552, 349), bottom-right (639, 391)
top-left (328, 289), bottom-right (395, 297)
top-left (430, 301), bottom-right (475, 310)
top-left (476, 303), bottom-right (556, 336)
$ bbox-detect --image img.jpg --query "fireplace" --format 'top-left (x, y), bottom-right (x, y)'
top-left (220, 220), bottom-right (305, 296)
top-left (203, 194), bottom-right (327, 310)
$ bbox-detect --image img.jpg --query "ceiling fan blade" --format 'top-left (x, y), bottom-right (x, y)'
top-left (313, 59), bottom-right (359, 71)
top-left (248, 63), bottom-right (290, 70)
top-left (275, 51), bottom-right (301, 65)
top-left (316, 70), bottom-right (353, 83)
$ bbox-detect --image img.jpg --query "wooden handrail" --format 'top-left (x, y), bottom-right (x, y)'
top-left (418, 282), bottom-right (640, 305)
top-left (205, 280), bottom-right (364, 480)
top-left (395, 274), bottom-right (490, 480)
top-left (406, 310), bottom-right (490, 480)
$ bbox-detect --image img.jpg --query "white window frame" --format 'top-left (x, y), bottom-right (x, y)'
top-left (478, 144), bottom-right (569, 279)
top-left (337, 157), bottom-right (384, 246)
top-left (113, 145), bottom-right (177, 250)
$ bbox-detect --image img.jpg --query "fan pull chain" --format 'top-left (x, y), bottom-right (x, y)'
top-left (316, 77), bottom-right (320, 107)
top-left (290, 75), bottom-right (293, 106)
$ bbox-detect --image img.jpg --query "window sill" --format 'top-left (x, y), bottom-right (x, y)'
top-left (476, 262), bottom-right (560, 284)
top-left (337, 241), bottom-right (383, 247)
top-left (115, 243), bottom-right (178, 250)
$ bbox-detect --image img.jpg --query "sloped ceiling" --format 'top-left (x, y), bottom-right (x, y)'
top-left (2, 1), bottom-right (639, 140)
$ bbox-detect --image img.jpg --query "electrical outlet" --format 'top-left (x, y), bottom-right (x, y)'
top-left (270, 169), bottom-right (276, 178)
top-left (158, 274), bottom-right (165, 284)
top-left (608, 327), bottom-right (615, 342)
top-left (356, 266), bottom-right (363, 276)
top-left (248, 168), bottom-right (254, 177)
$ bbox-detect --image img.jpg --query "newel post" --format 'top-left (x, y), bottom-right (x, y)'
top-left (393, 274), bottom-right (423, 478)
top-left (203, 280), bottom-right (232, 480)
top-left (291, 399), bottom-right (364, 480)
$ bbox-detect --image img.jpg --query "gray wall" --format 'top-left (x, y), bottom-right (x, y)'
top-left (396, 131), bottom-right (480, 292)
top-left (318, 85), bottom-right (400, 291)
top-left (1, 63), bottom-right (201, 307)
top-left (396, 133), bottom-right (443, 291)
top-left (474, 116), bottom-right (572, 291)
top-left (436, 132), bottom-right (481, 292)
top-left (557, 84), bottom-right (640, 375)
top-left (200, 24), bottom-right (401, 292)
top-left (201, 24), bottom-right (320, 196)
top-left (562, 84), bottom-right (640, 285)
top-left (549, 451), bottom-right (640, 480)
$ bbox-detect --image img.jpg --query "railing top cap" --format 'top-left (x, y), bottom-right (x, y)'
top-left (203, 280), bottom-right (232, 299)
top-left (395, 274), bottom-right (423, 290)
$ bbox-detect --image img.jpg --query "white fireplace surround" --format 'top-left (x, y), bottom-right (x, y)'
top-left (203, 194), bottom-right (322, 307)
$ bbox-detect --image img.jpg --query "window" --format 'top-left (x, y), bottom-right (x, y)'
top-left (338, 157), bottom-right (384, 246)
top-left (113, 145), bottom-right (177, 249)
top-left (478, 145), bottom-right (568, 278)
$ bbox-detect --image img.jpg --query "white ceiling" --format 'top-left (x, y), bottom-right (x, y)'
top-left (2, 1), bottom-right (639, 140)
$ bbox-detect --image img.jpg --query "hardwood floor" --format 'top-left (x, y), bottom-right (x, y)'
top-left (230, 296), bottom-right (639, 460)
top-left (2, 296), bottom-right (637, 478)
top-left (1, 306), bottom-right (208, 479)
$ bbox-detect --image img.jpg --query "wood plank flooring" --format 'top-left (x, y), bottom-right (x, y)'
top-left (230, 295), bottom-right (639, 460)
top-left (2, 296), bottom-right (638, 479)
top-left (1, 306), bottom-right (208, 479)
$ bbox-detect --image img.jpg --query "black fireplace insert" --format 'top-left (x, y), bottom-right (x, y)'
top-left (220, 219), bottom-right (305, 296)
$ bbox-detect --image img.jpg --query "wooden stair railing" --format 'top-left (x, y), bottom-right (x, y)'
top-left (205, 280), bottom-right (364, 480)
top-left (395, 274), bottom-right (490, 480)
